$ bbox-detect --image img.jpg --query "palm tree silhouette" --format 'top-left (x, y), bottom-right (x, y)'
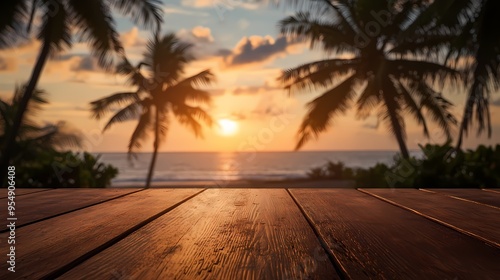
top-left (91, 33), bottom-right (215, 188)
top-left (0, 0), bottom-right (162, 184)
top-left (402, 0), bottom-right (500, 149)
top-left (279, 1), bottom-right (460, 158)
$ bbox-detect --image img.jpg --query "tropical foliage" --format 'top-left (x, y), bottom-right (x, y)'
top-left (91, 33), bottom-right (215, 188)
top-left (279, 0), bottom-right (461, 158)
top-left (308, 143), bottom-right (500, 188)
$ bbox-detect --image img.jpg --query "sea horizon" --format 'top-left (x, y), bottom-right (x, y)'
top-left (97, 150), bottom-right (424, 187)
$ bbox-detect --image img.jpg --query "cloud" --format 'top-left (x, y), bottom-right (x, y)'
top-left (178, 26), bottom-right (214, 44)
top-left (182, 0), bottom-right (262, 9)
top-left (232, 81), bottom-right (278, 95)
top-left (46, 54), bottom-right (105, 76)
top-left (164, 6), bottom-right (209, 16)
top-left (221, 35), bottom-right (303, 68)
top-left (0, 56), bottom-right (17, 72)
top-left (191, 26), bottom-right (214, 43)
top-left (54, 54), bottom-right (101, 72)
top-left (120, 27), bottom-right (146, 48)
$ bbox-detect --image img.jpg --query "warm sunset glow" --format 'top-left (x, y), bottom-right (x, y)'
top-left (217, 119), bottom-right (239, 136)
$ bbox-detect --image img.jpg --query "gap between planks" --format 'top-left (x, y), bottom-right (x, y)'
top-left (0, 188), bottom-right (54, 199)
top-left (286, 188), bottom-right (349, 280)
top-left (420, 189), bottom-right (500, 210)
top-left (358, 188), bottom-right (500, 250)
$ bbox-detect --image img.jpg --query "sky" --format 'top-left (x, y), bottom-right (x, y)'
top-left (0, 0), bottom-right (499, 153)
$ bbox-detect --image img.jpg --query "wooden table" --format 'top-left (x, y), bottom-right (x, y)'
top-left (1, 188), bottom-right (499, 279)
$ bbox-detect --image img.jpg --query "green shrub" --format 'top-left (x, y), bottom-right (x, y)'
top-left (14, 149), bottom-right (118, 188)
top-left (307, 143), bottom-right (500, 188)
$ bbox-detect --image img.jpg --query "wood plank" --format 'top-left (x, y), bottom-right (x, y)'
top-left (360, 188), bottom-right (500, 249)
top-left (0, 188), bottom-right (53, 198)
top-left (59, 189), bottom-right (340, 280)
top-left (0, 188), bottom-right (141, 230)
top-left (0, 189), bottom-right (204, 280)
top-left (423, 188), bottom-right (500, 209)
top-left (290, 189), bottom-right (500, 279)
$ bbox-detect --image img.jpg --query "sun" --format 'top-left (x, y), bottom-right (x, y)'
top-left (217, 119), bottom-right (238, 136)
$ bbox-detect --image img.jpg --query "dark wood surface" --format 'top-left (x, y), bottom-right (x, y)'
top-left (360, 188), bottom-right (500, 248)
top-left (60, 189), bottom-right (340, 280)
top-left (290, 189), bottom-right (500, 280)
top-left (0, 188), bottom-right (498, 279)
top-left (423, 188), bottom-right (500, 208)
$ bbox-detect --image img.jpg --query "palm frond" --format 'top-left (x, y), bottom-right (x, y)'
top-left (388, 59), bottom-right (462, 87)
top-left (38, 0), bottom-right (71, 52)
top-left (280, 58), bottom-right (358, 93)
top-left (396, 80), bottom-right (429, 138)
top-left (32, 121), bottom-right (83, 149)
top-left (68, 0), bottom-right (122, 69)
top-left (0, 0), bottom-right (28, 48)
top-left (172, 104), bottom-right (212, 138)
top-left (116, 57), bottom-right (148, 88)
top-left (408, 81), bottom-right (457, 140)
top-left (379, 80), bottom-right (407, 144)
top-left (109, 0), bottom-right (163, 30)
top-left (164, 85), bottom-right (212, 106)
top-left (90, 91), bottom-right (140, 120)
top-left (175, 69), bottom-right (216, 88)
top-left (295, 75), bottom-right (357, 150)
top-left (128, 106), bottom-right (152, 154)
top-left (102, 101), bottom-right (142, 131)
top-left (356, 79), bottom-right (380, 120)
top-left (279, 12), bottom-right (357, 52)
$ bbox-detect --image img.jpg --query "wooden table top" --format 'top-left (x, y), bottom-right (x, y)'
top-left (1, 188), bottom-right (499, 280)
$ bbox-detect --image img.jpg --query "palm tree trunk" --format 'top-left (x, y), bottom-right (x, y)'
top-left (0, 40), bottom-right (51, 185)
top-left (456, 120), bottom-right (466, 150)
top-left (382, 93), bottom-right (410, 159)
top-left (145, 106), bottom-right (160, 188)
top-left (394, 128), bottom-right (410, 159)
top-left (456, 81), bottom-right (479, 150)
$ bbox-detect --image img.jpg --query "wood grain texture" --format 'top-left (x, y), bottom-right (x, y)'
top-left (0, 188), bottom-right (52, 198)
top-left (361, 188), bottom-right (500, 248)
top-left (60, 189), bottom-right (340, 280)
top-left (290, 189), bottom-right (500, 280)
top-left (424, 188), bottom-right (500, 209)
top-left (0, 189), bottom-right (203, 280)
top-left (0, 188), bottom-right (140, 229)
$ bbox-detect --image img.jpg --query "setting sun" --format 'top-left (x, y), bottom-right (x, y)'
top-left (217, 119), bottom-right (239, 136)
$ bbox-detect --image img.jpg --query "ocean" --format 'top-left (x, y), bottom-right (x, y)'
top-left (98, 151), bottom-right (423, 187)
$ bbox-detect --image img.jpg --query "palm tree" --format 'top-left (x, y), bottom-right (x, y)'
top-left (90, 33), bottom-right (215, 188)
top-left (399, 0), bottom-right (500, 149)
top-left (279, 0), bottom-right (460, 158)
top-left (0, 84), bottom-right (82, 161)
top-left (0, 0), bottom-right (162, 184)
